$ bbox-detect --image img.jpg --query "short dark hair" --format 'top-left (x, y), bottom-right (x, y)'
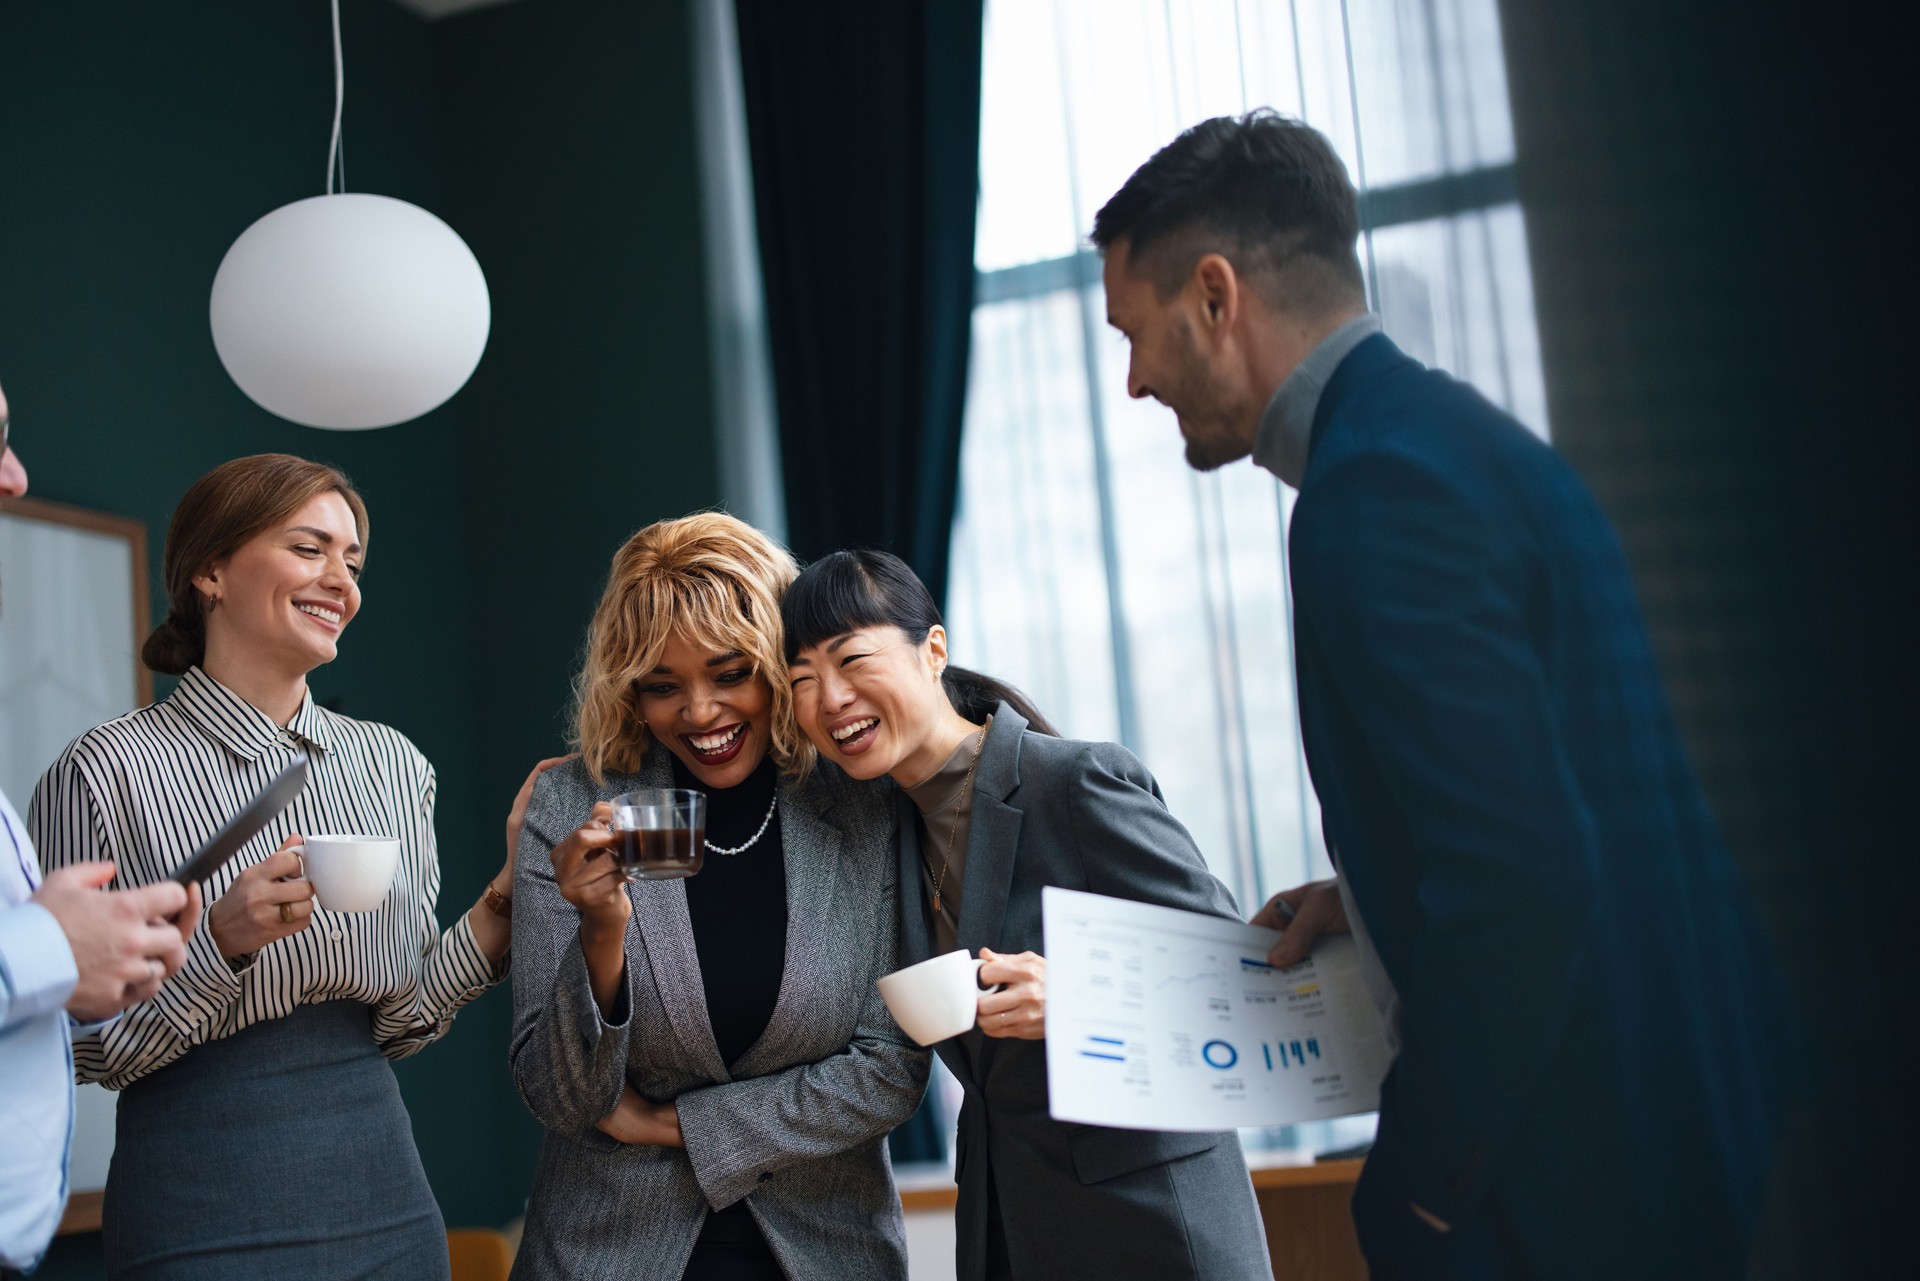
top-left (782, 548), bottom-right (1060, 736)
top-left (1091, 109), bottom-right (1364, 313)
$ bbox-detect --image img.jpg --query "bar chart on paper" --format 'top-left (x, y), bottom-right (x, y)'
top-left (1043, 887), bottom-right (1393, 1131)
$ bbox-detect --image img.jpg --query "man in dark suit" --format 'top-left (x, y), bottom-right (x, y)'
top-left (1092, 111), bottom-right (1785, 1279)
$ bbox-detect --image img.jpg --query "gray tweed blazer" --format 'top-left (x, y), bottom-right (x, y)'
top-left (508, 750), bottom-right (928, 1280)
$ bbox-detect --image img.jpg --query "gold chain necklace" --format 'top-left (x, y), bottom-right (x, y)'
top-left (926, 727), bottom-right (987, 915)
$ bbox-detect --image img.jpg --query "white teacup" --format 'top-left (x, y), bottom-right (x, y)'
top-left (295, 834), bottom-right (401, 912)
top-left (877, 949), bottom-right (991, 1046)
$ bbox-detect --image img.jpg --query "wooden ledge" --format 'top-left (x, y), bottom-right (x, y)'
top-left (58, 1189), bottom-right (104, 1235)
top-left (901, 1184), bottom-right (960, 1212)
top-left (896, 1155), bottom-right (1363, 1213)
top-left (1249, 1156), bottom-right (1365, 1190)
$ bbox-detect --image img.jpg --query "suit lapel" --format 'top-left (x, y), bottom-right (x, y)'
top-left (954, 709), bottom-right (1025, 959)
top-left (954, 794), bottom-right (1023, 958)
top-left (634, 879), bottom-right (726, 1079)
top-left (954, 710), bottom-right (1027, 1084)
top-left (623, 751), bottom-right (728, 1082)
top-left (731, 775), bottom-right (842, 1077)
top-left (896, 790), bottom-right (934, 966)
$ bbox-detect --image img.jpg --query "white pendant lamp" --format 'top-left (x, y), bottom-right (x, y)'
top-left (209, 0), bottom-right (490, 430)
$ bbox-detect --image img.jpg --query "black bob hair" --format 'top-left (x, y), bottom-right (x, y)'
top-left (781, 548), bottom-right (1060, 737)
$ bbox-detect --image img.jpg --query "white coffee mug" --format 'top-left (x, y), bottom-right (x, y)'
top-left (294, 834), bottom-right (401, 912)
top-left (876, 949), bottom-right (991, 1046)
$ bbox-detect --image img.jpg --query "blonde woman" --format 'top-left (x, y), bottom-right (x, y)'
top-left (508, 513), bottom-right (927, 1281)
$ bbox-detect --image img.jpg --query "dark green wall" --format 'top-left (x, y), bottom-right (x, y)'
top-left (1, 0), bottom-right (716, 1270)
top-left (431, 0), bottom-right (720, 1198)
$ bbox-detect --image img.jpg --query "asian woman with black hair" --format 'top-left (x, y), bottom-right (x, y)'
top-left (781, 549), bottom-right (1270, 1281)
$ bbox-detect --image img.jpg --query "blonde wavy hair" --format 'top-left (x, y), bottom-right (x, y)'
top-left (573, 512), bottom-right (811, 784)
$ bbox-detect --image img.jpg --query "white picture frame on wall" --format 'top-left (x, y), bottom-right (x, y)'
top-left (0, 495), bottom-right (152, 1231)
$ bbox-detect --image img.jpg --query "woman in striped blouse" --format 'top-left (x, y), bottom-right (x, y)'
top-left (29, 454), bottom-right (532, 1280)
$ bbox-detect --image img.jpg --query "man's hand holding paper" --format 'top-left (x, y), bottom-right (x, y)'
top-left (1251, 877), bottom-right (1351, 967)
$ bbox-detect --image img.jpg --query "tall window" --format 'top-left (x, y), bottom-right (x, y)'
top-left (949, 0), bottom-right (1547, 920)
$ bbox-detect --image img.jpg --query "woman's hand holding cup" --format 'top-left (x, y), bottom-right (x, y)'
top-left (553, 802), bottom-right (631, 1019)
top-left (877, 947), bottom-right (1044, 1045)
top-left (551, 803), bottom-right (630, 931)
top-left (207, 834), bottom-right (316, 960)
top-left (977, 947), bottom-right (1046, 1040)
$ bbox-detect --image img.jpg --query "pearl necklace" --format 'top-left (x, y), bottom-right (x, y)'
top-left (707, 791), bottom-right (777, 856)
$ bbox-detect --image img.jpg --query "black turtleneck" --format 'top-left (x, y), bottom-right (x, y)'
top-left (670, 752), bottom-right (788, 1069)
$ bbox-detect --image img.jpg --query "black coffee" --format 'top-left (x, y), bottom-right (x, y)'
top-left (615, 826), bottom-right (706, 880)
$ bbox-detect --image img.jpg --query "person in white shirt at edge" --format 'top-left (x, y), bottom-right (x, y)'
top-left (27, 452), bottom-right (560, 1280)
top-left (0, 378), bottom-right (202, 1277)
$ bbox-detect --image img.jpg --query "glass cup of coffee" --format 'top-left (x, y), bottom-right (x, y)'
top-left (608, 789), bottom-right (707, 881)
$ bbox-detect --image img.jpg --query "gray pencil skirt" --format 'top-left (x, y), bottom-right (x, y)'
top-left (102, 1000), bottom-right (450, 1280)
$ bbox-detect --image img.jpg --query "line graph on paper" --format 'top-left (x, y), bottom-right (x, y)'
top-left (1156, 968), bottom-right (1225, 988)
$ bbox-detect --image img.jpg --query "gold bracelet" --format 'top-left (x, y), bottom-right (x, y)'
top-left (482, 882), bottom-right (512, 919)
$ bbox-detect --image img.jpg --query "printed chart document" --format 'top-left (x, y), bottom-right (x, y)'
top-left (1044, 887), bottom-right (1393, 1131)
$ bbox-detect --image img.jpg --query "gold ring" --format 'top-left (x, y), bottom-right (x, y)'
top-left (279, 902), bottom-right (295, 925)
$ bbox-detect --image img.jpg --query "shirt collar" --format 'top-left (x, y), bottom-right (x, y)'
top-left (169, 666), bottom-right (337, 761)
top-left (1251, 312), bottom-right (1383, 486)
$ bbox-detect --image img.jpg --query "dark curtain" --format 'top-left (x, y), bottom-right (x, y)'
top-left (733, 0), bottom-right (985, 1165)
top-left (733, 0), bottom-right (986, 610)
top-left (1498, 0), bottom-right (1915, 1273)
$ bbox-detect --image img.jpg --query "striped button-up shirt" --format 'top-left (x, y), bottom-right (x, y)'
top-left (27, 666), bottom-right (502, 1089)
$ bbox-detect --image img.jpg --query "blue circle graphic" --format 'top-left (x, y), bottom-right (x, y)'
top-left (1202, 1040), bottom-right (1238, 1069)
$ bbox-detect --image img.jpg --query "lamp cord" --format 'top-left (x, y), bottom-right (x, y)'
top-left (326, 0), bottom-right (346, 194)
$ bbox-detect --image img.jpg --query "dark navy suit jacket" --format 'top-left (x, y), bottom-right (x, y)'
top-left (1288, 334), bottom-right (1783, 1278)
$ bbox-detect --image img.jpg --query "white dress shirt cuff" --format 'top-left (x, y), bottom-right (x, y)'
top-left (69, 1011), bottom-right (116, 1037)
top-left (0, 900), bottom-right (79, 1026)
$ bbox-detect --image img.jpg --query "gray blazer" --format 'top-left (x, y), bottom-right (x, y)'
top-left (509, 750), bottom-right (929, 1280)
top-left (902, 705), bottom-right (1272, 1281)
